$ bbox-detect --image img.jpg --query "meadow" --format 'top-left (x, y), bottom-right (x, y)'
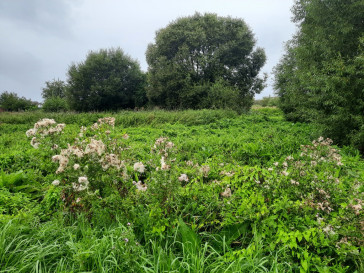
top-left (0, 108), bottom-right (363, 272)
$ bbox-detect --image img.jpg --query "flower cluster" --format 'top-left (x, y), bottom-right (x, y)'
top-left (26, 118), bottom-right (65, 148)
top-left (91, 117), bottom-right (116, 130)
top-left (85, 139), bottom-right (106, 156)
top-left (101, 154), bottom-right (124, 170)
top-left (72, 176), bottom-right (89, 191)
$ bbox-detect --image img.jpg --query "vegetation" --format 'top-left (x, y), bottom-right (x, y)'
top-left (0, 108), bottom-right (363, 272)
top-left (146, 13), bottom-right (267, 111)
top-left (254, 96), bottom-right (279, 107)
top-left (274, 0), bottom-right (364, 153)
top-left (0, 91), bottom-right (38, 111)
top-left (66, 48), bottom-right (147, 112)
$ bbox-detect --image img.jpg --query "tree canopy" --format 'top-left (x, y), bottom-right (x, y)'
top-left (0, 91), bottom-right (37, 111)
top-left (274, 0), bottom-right (364, 152)
top-left (146, 13), bottom-right (266, 111)
top-left (42, 79), bottom-right (67, 100)
top-left (66, 48), bottom-right (146, 112)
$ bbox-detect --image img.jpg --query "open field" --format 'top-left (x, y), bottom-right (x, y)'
top-left (0, 108), bottom-right (363, 272)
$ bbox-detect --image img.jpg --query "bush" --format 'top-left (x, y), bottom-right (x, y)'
top-left (42, 97), bottom-right (69, 112)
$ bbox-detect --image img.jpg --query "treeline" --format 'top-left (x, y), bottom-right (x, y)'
top-left (274, 0), bottom-right (364, 153)
top-left (0, 13), bottom-right (267, 113)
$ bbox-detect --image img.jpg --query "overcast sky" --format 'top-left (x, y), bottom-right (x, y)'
top-left (0, 0), bottom-right (296, 102)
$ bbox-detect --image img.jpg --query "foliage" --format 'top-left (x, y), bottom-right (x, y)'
top-left (274, 0), bottom-right (364, 153)
top-left (42, 96), bottom-right (69, 112)
top-left (41, 79), bottom-right (67, 100)
top-left (254, 96), bottom-right (279, 107)
top-left (0, 91), bottom-right (38, 111)
top-left (0, 109), bottom-right (363, 272)
top-left (146, 13), bottom-right (267, 111)
top-left (66, 48), bottom-right (147, 112)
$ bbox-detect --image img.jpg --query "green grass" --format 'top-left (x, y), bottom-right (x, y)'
top-left (0, 108), bottom-right (363, 272)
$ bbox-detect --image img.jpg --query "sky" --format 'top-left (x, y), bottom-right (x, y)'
top-left (0, 0), bottom-right (297, 102)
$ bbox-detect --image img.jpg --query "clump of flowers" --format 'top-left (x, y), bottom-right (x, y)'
top-left (133, 181), bottom-right (147, 191)
top-left (134, 162), bottom-right (145, 173)
top-left (72, 176), bottom-right (89, 191)
top-left (26, 118), bottom-right (66, 148)
top-left (178, 174), bottom-right (189, 182)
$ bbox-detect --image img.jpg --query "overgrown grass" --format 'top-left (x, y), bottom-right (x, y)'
top-left (0, 108), bottom-right (362, 272)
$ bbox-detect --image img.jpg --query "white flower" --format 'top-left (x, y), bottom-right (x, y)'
top-left (30, 137), bottom-right (39, 149)
top-left (122, 134), bottom-right (129, 139)
top-left (268, 168), bottom-right (273, 172)
top-left (160, 156), bottom-right (170, 170)
top-left (73, 164), bottom-right (80, 170)
top-left (26, 128), bottom-right (37, 137)
top-left (133, 181), bottom-right (147, 191)
top-left (200, 165), bottom-right (210, 177)
top-left (281, 171), bottom-right (289, 176)
top-left (52, 180), bottom-right (60, 186)
top-left (221, 187), bottom-right (232, 198)
top-left (73, 176), bottom-right (89, 191)
top-left (134, 162), bottom-right (145, 173)
top-left (85, 139), bottom-right (105, 156)
top-left (273, 162), bottom-right (279, 167)
top-left (178, 174), bottom-right (189, 182)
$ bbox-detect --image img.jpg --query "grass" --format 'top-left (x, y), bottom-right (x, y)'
top-left (0, 108), bottom-right (363, 272)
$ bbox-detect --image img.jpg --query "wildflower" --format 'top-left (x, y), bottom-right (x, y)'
top-left (52, 154), bottom-right (69, 174)
top-left (85, 139), bottom-right (105, 156)
top-left (127, 222), bottom-right (131, 226)
top-left (268, 168), bottom-right (273, 172)
top-left (282, 161), bottom-right (288, 168)
top-left (73, 164), bottom-right (80, 170)
top-left (133, 181), bottom-right (147, 191)
top-left (124, 238), bottom-right (129, 243)
top-left (290, 179), bottom-right (299, 185)
top-left (273, 162), bottom-right (279, 167)
top-left (30, 137), bottom-right (39, 149)
top-left (161, 156), bottom-right (170, 170)
top-left (311, 161), bottom-right (317, 167)
top-left (351, 204), bottom-right (362, 215)
top-left (134, 162), bottom-right (145, 173)
top-left (72, 176), bottom-right (89, 191)
top-left (122, 133), bottom-right (129, 139)
top-left (52, 180), bottom-right (60, 186)
top-left (200, 165), bottom-right (210, 177)
top-left (281, 171), bottom-right (289, 176)
top-left (186, 160), bottom-right (194, 166)
top-left (26, 128), bottom-right (36, 137)
top-left (286, 155), bottom-right (294, 161)
top-left (76, 197), bottom-right (81, 203)
top-left (178, 174), bottom-right (189, 182)
top-left (221, 187), bottom-right (232, 198)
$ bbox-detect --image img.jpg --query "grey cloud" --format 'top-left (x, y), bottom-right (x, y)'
top-left (0, 0), bottom-right (76, 37)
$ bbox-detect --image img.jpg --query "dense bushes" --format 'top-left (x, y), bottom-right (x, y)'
top-left (274, 0), bottom-right (364, 153)
top-left (0, 91), bottom-right (38, 111)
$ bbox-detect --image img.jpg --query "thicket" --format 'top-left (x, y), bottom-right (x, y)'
top-left (0, 109), bottom-right (363, 272)
top-left (274, 0), bottom-right (364, 153)
top-left (0, 91), bottom-right (38, 111)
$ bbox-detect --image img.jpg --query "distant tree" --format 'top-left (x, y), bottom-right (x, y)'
top-left (0, 91), bottom-right (37, 111)
top-left (146, 13), bottom-right (267, 111)
top-left (274, 0), bottom-right (364, 152)
top-left (66, 48), bottom-right (146, 112)
top-left (42, 79), bottom-right (67, 100)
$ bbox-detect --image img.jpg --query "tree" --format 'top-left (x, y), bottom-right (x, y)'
top-left (42, 79), bottom-right (67, 100)
top-left (0, 91), bottom-right (37, 111)
top-left (274, 0), bottom-right (364, 152)
top-left (146, 13), bottom-right (267, 111)
top-left (66, 48), bottom-right (146, 112)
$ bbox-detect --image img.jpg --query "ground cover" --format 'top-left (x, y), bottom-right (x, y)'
top-left (0, 108), bottom-right (362, 272)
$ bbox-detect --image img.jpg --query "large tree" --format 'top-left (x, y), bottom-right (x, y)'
top-left (274, 0), bottom-right (364, 152)
top-left (67, 48), bottom-right (146, 112)
top-left (146, 13), bottom-right (266, 111)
